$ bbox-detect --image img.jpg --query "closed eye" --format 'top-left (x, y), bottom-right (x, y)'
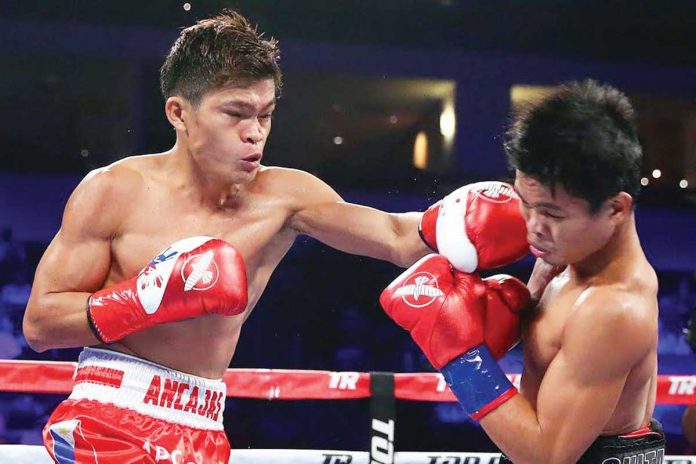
top-left (541, 210), bottom-right (565, 220)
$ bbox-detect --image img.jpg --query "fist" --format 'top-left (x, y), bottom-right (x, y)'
top-left (419, 181), bottom-right (528, 272)
top-left (483, 274), bottom-right (531, 359)
top-left (379, 254), bottom-right (530, 369)
top-left (380, 254), bottom-right (486, 369)
top-left (88, 236), bottom-right (248, 343)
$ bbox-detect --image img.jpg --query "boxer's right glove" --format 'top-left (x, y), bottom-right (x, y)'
top-left (379, 254), bottom-right (530, 420)
top-left (87, 236), bottom-right (248, 344)
top-left (418, 181), bottom-right (529, 272)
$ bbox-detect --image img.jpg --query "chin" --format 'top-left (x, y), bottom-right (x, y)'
top-left (238, 169), bottom-right (260, 183)
top-left (543, 254), bottom-right (567, 266)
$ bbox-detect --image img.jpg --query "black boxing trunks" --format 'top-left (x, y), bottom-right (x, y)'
top-left (499, 419), bottom-right (665, 463)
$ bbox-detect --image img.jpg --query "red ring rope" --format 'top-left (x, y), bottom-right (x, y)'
top-left (0, 360), bottom-right (693, 404)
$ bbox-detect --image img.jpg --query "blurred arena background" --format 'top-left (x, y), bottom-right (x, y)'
top-left (0, 0), bottom-right (694, 455)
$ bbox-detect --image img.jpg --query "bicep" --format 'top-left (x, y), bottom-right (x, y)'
top-left (285, 169), bottom-right (425, 265)
top-left (31, 229), bottom-right (111, 297)
top-left (535, 301), bottom-right (652, 461)
top-left (294, 199), bottom-right (427, 265)
top-left (28, 170), bottom-right (123, 306)
top-left (294, 201), bottom-right (394, 250)
top-left (286, 173), bottom-right (344, 235)
top-left (288, 174), bottom-right (392, 256)
top-left (484, 293), bottom-right (654, 463)
top-left (534, 346), bottom-right (628, 461)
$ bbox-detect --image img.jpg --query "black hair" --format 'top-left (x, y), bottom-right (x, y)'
top-left (160, 9), bottom-right (282, 106)
top-left (505, 80), bottom-right (642, 211)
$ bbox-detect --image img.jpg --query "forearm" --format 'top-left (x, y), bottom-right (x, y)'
top-left (479, 382), bottom-right (599, 464)
top-left (293, 202), bottom-right (429, 267)
top-left (442, 349), bottom-right (571, 463)
top-left (526, 259), bottom-right (566, 303)
top-left (389, 211), bottom-right (430, 267)
top-left (480, 395), bottom-right (563, 464)
top-left (24, 291), bottom-right (100, 352)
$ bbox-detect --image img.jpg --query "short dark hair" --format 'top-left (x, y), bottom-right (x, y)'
top-left (160, 9), bottom-right (282, 105)
top-left (504, 80), bottom-right (643, 211)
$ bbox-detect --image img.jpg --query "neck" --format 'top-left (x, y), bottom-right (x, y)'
top-left (570, 214), bottom-right (641, 280)
top-left (165, 142), bottom-right (244, 208)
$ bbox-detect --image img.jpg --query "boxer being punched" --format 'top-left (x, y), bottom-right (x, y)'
top-left (23, 10), bottom-right (528, 464)
top-left (382, 80), bottom-right (665, 463)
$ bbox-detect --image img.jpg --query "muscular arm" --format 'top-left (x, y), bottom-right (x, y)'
top-left (480, 290), bottom-right (656, 463)
top-left (23, 167), bottom-right (134, 352)
top-left (287, 170), bottom-right (429, 267)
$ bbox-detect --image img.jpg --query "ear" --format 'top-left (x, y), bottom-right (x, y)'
top-left (164, 96), bottom-right (189, 131)
top-left (606, 192), bottom-right (633, 224)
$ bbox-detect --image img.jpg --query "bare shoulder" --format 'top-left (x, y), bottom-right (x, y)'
top-left (63, 156), bottom-right (149, 236)
top-left (574, 258), bottom-right (658, 329)
top-left (565, 282), bottom-right (657, 368)
top-left (575, 285), bottom-right (656, 328)
top-left (254, 166), bottom-right (342, 206)
top-left (74, 158), bottom-right (144, 206)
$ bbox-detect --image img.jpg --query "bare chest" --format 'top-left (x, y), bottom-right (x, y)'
top-left (107, 190), bottom-right (293, 284)
top-left (523, 282), bottom-right (587, 375)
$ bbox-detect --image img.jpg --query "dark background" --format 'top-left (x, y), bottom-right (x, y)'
top-left (0, 0), bottom-right (694, 456)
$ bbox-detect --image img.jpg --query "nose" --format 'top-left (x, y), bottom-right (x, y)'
top-left (241, 119), bottom-right (264, 144)
top-left (526, 210), bottom-right (547, 240)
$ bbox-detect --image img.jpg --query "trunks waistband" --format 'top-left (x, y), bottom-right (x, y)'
top-left (577, 419), bottom-right (665, 464)
top-left (499, 420), bottom-right (666, 464)
top-left (68, 347), bottom-right (226, 431)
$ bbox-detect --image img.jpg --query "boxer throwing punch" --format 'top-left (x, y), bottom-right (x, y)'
top-left (23, 9), bottom-right (528, 464)
top-left (381, 80), bottom-right (665, 463)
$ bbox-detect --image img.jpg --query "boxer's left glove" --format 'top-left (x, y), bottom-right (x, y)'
top-left (483, 273), bottom-right (529, 359)
top-left (419, 181), bottom-right (528, 272)
top-left (379, 254), bottom-right (529, 420)
top-left (87, 236), bottom-right (247, 343)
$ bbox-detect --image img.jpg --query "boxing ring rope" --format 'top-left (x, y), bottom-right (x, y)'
top-left (1, 360), bottom-right (694, 463)
top-left (2, 360), bottom-right (696, 403)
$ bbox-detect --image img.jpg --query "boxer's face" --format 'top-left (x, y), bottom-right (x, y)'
top-left (183, 78), bottom-right (276, 184)
top-left (515, 171), bottom-right (617, 266)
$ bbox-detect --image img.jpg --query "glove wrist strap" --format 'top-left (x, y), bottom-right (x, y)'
top-left (440, 344), bottom-right (517, 420)
top-left (85, 295), bottom-right (107, 344)
top-left (418, 207), bottom-right (439, 252)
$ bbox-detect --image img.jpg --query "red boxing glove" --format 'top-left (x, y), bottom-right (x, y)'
top-left (379, 254), bottom-right (530, 420)
top-left (87, 236), bottom-right (247, 343)
top-left (380, 254), bottom-right (485, 369)
top-left (379, 254), bottom-right (529, 369)
top-left (419, 181), bottom-right (528, 272)
top-left (483, 274), bottom-right (531, 359)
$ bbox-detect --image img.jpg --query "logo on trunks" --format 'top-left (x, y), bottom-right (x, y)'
top-left (393, 272), bottom-right (444, 308)
top-left (426, 457), bottom-right (497, 464)
top-left (472, 182), bottom-right (517, 204)
top-left (600, 448), bottom-right (664, 464)
top-left (143, 375), bottom-right (223, 422)
top-left (181, 250), bottom-right (219, 291)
